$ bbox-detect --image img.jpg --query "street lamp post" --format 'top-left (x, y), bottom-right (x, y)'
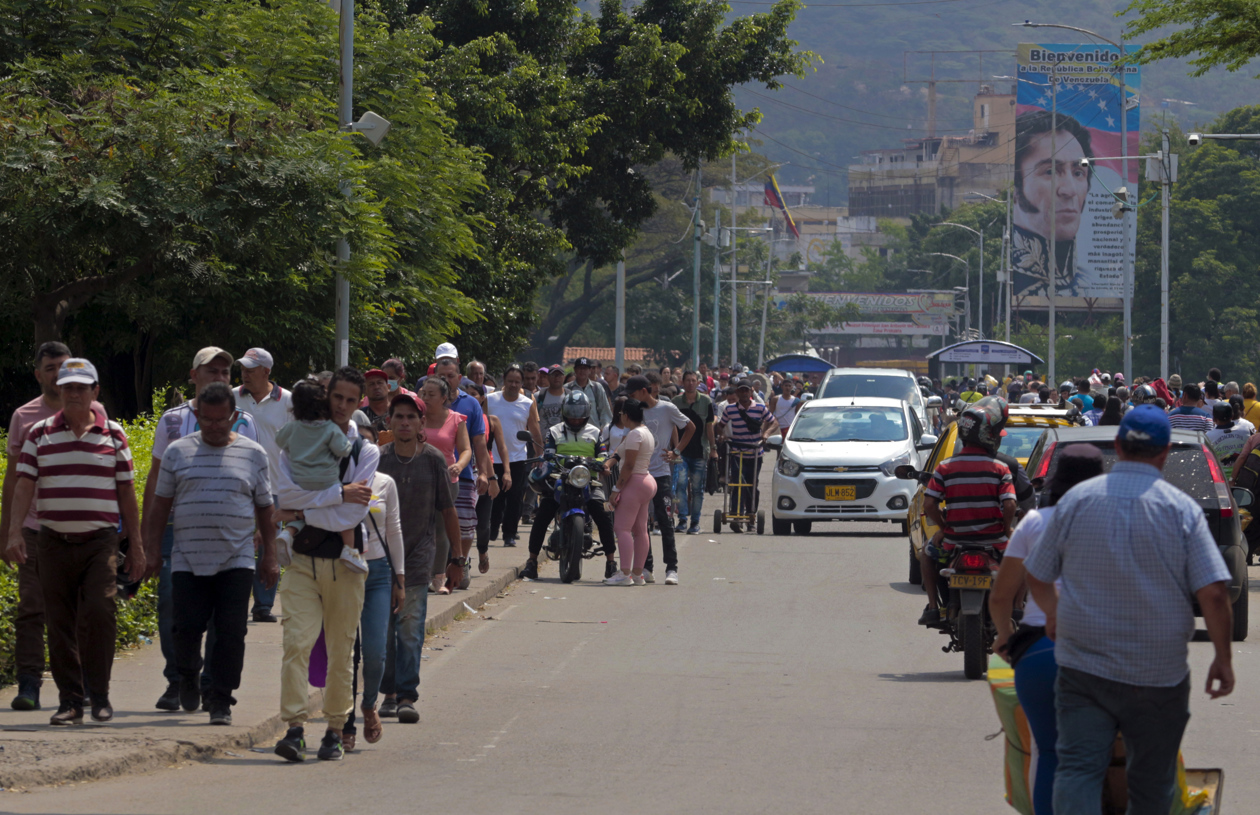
top-left (935, 222), bottom-right (985, 338)
top-left (969, 189), bottom-right (1014, 350)
top-left (929, 252), bottom-right (971, 337)
top-left (1018, 21), bottom-right (1133, 384)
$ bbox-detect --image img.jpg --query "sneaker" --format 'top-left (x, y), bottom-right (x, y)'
top-left (155, 682), bottom-right (180, 711)
top-left (317, 730), bottom-right (345, 761)
top-left (521, 559), bottom-right (539, 580)
top-left (604, 560), bottom-right (618, 579)
top-left (90, 698), bottom-right (114, 722)
top-left (275, 726), bottom-right (306, 762)
top-left (179, 676), bottom-right (201, 712)
top-left (379, 697), bottom-right (398, 718)
top-left (339, 544), bottom-right (369, 574)
top-left (664, 570), bottom-right (679, 585)
top-left (631, 574), bottom-right (646, 586)
top-left (687, 525), bottom-right (700, 535)
top-left (209, 700), bottom-right (231, 725)
top-left (459, 557), bottom-right (471, 590)
top-left (674, 522), bottom-right (687, 533)
top-left (918, 605), bottom-right (944, 627)
top-left (503, 538), bottom-right (517, 548)
top-left (642, 569), bottom-right (655, 584)
top-left (604, 572), bottom-right (632, 586)
top-left (11, 675), bottom-right (40, 711)
top-left (49, 704), bottom-right (83, 726)
top-left (396, 700), bottom-right (419, 724)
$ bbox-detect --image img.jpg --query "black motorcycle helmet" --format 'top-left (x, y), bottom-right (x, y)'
top-left (957, 395), bottom-right (1008, 455)
top-left (560, 390), bottom-right (591, 431)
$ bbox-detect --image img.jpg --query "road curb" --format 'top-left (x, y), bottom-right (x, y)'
top-left (0, 563), bottom-right (525, 791)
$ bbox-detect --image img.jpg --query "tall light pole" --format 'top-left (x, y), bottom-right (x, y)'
top-left (935, 222), bottom-right (985, 337)
top-left (1018, 21), bottom-right (1133, 383)
top-left (335, 0), bottom-right (355, 367)
top-left (691, 167), bottom-right (702, 369)
top-left (969, 188), bottom-right (1013, 348)
top-left (929, 252), bottom-right (971, 337)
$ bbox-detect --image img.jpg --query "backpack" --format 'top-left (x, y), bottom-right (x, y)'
top-left (1234, 445), bottom-right (1260, 494)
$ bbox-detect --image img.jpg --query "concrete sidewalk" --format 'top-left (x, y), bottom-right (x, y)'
top-left (0, 557), bottom-right (524, 790)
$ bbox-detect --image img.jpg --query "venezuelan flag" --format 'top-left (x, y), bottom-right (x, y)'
top-left (763, 175), bottom-right (800, 239)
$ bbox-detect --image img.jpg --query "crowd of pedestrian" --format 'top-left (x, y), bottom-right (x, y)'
top-left (1, 341), bottom-right (804, 760)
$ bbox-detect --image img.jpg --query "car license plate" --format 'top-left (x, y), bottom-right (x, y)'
top-left (824, 485), bottom-right (856, 501)
top-left (949, 574), bottom-right (993, 590)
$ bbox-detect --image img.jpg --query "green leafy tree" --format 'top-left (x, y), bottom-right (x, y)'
top-left (1124, 0), bottom-right (1260, 75)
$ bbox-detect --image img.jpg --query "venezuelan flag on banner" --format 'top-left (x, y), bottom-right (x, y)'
top-left (763, 175), bottom-right (800, 239)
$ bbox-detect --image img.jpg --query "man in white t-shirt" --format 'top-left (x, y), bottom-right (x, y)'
top-left (144, 347), bottom-right (258, 713)
top-left (234, 347), bottom-right (292, 623)
top-left (620, 373), bottom-right (694, 585)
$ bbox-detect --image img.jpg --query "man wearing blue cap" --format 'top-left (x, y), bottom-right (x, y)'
top-left (1023, 405), bottom-right (1235, 814)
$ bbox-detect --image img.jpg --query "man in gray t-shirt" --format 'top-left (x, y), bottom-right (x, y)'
top-left (146, 385), bottom-right (277, 723)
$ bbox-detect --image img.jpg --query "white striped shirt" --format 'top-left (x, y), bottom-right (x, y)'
top-left (16, 408), bottom-right (134, 534)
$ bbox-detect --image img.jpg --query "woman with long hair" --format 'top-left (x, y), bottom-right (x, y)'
top-left (420, 377), bottom-right (470, 594)
top-left (607, 399), bottom-right (655, 586)
top-left (1097, 395), bottom-right (1124, 426)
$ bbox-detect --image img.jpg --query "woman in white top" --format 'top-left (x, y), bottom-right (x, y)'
top-left (486, 365), bottom-right (542, 547)
top-left (989, 444), bottom-right (1104, 815)
top-left (606, 398), bottom-right (656, 585)
top-left (769, 379), bottom-right (801, 438)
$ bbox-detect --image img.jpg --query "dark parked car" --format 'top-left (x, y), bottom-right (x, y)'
top-left (1025, 426), bottom-right (1251, 641)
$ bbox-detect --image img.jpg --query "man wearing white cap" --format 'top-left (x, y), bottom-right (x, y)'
top-left (235, 348), bottom-right (293, 623)
top-left (143, 347), bottom-right (258, 712)
top-left (6, 359), bottom-right (144, 724)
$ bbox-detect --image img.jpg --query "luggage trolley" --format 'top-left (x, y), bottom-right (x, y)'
top-left (714, 440), bottom-right (765, 534)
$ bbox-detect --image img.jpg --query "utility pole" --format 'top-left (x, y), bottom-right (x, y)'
top-left (615, 251), bottom-right (625, 371)
top-left (1048, 73), bottom-right (1058, 386)
top-left (1119, 37), bottom-right (1133, 385)
top-left (1159, 130), bottom-right (1173, 380)
top-left (730, 153), bottom-right (738, 367)
top-left (691, 166), bottom-right (702, 369)
top-left (334, 0), bottom-right (355, 368)
top-left (757, 242), bottom-right (772, 369)
top-left (713, 210), bottom-right (722, 368)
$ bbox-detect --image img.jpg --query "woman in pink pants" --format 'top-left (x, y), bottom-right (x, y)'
top-left (607, 399), bottom-right (656, 586)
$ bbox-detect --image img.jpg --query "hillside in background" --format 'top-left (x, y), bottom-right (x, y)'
top-left (731, 0), bottom-right (1258, 206)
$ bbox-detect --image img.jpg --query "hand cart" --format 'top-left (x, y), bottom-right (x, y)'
top-left (713, 440), bottom-right (764, 534)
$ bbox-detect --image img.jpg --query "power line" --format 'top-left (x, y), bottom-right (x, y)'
top-left (779, 82), bottom-right (926, 121)
top-left (743, 87), bottom-right (973, 132)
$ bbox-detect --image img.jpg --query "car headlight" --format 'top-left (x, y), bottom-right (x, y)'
top-left (567, 465), bottom-right (592, 488)
top-left (880, 453), bottom-right (912, 477)
top-left (778, 455), bottom-right (801, 478)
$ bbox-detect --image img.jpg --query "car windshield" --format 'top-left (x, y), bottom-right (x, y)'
top-left (1047, 442), bottom-right (1214, 508)
top-left (820, 375), bottom-right (915, 403)
top-left (1002, 426), bottom-right (1048, 460)
top-left (790, 406), bottom-right (908, 442)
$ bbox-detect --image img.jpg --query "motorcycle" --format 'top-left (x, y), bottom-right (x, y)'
top-left (519, 430), bottom-right (603, 584)
top-left (895, 464), bottom-right (999, 680)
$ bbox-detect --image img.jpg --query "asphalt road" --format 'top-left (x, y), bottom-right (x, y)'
top-left (5, 472), bottom-right (1259, 814)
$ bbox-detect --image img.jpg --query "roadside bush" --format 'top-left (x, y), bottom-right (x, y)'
top-left (0, 415), bottom-right (161, 687)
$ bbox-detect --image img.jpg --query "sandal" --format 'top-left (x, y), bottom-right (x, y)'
top-left (479, 551), bottom-right (490, 574)
top-left (362, 706), bottom-right (383, 744)
top-left (446, 558), bottom-right (464, 592)
top-left (342, 726), bottom-right (357, 753)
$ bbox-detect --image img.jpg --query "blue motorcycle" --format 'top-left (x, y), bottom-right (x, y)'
top-left (520, 431), bottom-right (601, 584)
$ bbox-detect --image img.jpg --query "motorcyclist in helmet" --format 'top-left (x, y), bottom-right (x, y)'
top-left (917, 396), bottom-right (1020, 626)
top-left (1130, 383), bottom-right (1156, 407)
top-left (522, 391), bottom-right (617, 580)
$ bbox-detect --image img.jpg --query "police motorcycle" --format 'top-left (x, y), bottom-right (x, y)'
top-left (520, 430), bottom-right (604, 584)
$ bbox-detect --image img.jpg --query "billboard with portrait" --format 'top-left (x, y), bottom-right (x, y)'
top-left (1013, 43), bottom-right (1139, 311)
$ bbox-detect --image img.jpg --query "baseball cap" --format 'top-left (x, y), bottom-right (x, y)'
top-left (1168, 374), bottom-right (1183, 388)
top-left (719, 372), bottom-right (730, 381)
top-left (435, 342), bottom-right (458, 361)
top-left (237, 347), bottom-right (274, 369)
top-left (1117, 404), bottom-right (1171, 448)
top-left (572, 356), bottom-right (593, 368)
top-left (364, 368), bottom-right (389, 381)
top-left (547, 364), bottom-right (566, 376)
top-left (734, 378), bottom-right (753, 390)
top-left (192, 346), bottom-right (233, 369)
top-left (625, 375), bottom-right (651, 395)
top-left (56, 358), bottom-right (98, 386)
top-left (1114, 372), bottom-right (1125, 383)
top-left (389, 392), bottom-right (425, 416)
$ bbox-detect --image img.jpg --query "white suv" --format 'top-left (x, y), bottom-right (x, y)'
top-left (816, 368), bottom-right (927, 430)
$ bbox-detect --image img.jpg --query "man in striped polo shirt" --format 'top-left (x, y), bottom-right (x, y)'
top-left (919, 397), bottom-right (1016, 626)
top-left (5, 359), bottom-right (144, 725)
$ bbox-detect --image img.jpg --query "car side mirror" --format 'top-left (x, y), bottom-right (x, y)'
top-left (516, 430), bottom-right (533, 442)
top-left (926, 396), bottom-right (943, 408)
top-left (764, 435), bottom-right (783, 450)
top-left (1233, 487), bottom-right (1254, 509)
top-left (915, 434), bottom-right (938, 451)
top-left (893, 464), bottom-right (920, 481)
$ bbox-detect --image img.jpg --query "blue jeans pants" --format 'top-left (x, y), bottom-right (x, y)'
top-left (1053, 665), bottom-right (1191, 815)
top-left (159, 525), bottom-right (214, 687)
top-left (1013, 635), bottom-right (1057, 815)
top-left (357, 557), bottom-right (393, 711)
top-left (673, 456), bottom-right (708, 526)
top-left (381, 585), bottom-right (429, 703)
top-left (251, 494), bottom-right (279, 614)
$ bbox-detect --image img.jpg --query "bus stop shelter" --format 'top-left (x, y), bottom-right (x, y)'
top-left (925, 340), bottom-right (1044, 380)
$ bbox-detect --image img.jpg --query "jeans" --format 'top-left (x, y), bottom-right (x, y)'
top-left (1014, 635), bottom-right (1057, 815)
top-left (381, 586), bottom-right (429, 703)
top-left (491, 461), bottom-right (530, 543)
top-left (1053, 665), bottom-right (1191, 815)
top-left (673, 456), bottom-right (708, 526)
top-left (251, 494), bottom-right (279, 614)
top-left (171, 568), bottom-right (253, 705)
top-left (357, 557), bottom-right (394, 711)
top-left (159, 525), bottom-right (215, 687)
top-left (643, 475), bottom-right (678, 574)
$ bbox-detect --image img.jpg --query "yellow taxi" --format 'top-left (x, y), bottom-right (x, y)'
top-left (902, 404), bottom-right (1082, 584)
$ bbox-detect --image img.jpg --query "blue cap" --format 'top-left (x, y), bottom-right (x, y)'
top-left (1117, 404), bottom-right (1171, 448)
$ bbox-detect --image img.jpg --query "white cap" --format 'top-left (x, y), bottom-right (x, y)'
top-left (57, 358), bottom-right (98, 386)
top-left (192, 346), bottom-right (233, 369)
top-left (435, 342), bottom-right (458, 361)
top-left (237, 347), bottom-right (274, 369)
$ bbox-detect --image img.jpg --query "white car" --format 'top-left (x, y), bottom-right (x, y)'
top-left (765, 397), bottom-right (937, 535)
